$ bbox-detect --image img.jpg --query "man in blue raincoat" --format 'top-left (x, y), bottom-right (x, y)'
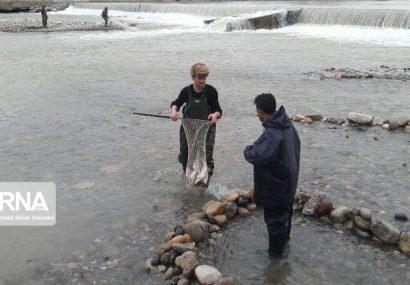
top-left (244, 93), bottom-right (300, 256)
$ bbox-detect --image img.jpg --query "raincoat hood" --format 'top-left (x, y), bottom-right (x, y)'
top-left (262, 106), bottom-right (291, 130)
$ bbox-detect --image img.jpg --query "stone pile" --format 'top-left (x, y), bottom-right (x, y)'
top-left (294, 191), bottom-right (410, 256)
top-left (290, 112), bottom-right (410, 134)
top-left (304, 66), bottom-right (410, 81)
top-left (147, 190), bottom-right (257, 285)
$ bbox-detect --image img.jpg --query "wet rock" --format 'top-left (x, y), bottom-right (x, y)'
top-left (237, 207), bottom-right (250, 217)
top-left (213, 215), bottom-right (228, 226)
top-left (370, 219), bottom-right (401, 244)
top-left (169, 250), bottom-right (179, 266)
top-left (177, 278), bottom-right (190, 285)
top-left (314, 198), bottom-right (333, 217)
top-left (162, 234), bottom-right (191, 252)
top-left (394, 213), bottom-right (409, 221)
top-left (398, 232), bottom-right (410, 256)
top-left (174, 266), bottom-right (183, 276)
top-left (301, 117), bottom-right (313, 124)
top-left (186, 212), bottom-right (207, 223)
top-left (174, 226), bottom-right (185, 236)
top-left (209, 224), bottom-right (220, 232)
top-left (353, 227), bottom-right (371, 238)
top-left (302, 195), bottom-right (318, 216)
top-left (345, 208), bottom-right (359, 220)
top-left (404, 125), bottom-right (410, 134)
top-left (323, 116), bottom-right (338, 124)
top-left (223, 201), bottom-right (238, 219)
top-left (359, 208), bottom-right (372, 221)
top-left (172, 243), bottom-right (196, 254)
top-left (237, 197), bottom-right (249, 208)
top-left (247, 202), bottom-right (257, 211)
top-left (151, 254), bottom-right (161, 266)
top-left (353, 216), bottom-right (371, 231)
top-left (293, 192), bottom-right (310, 211)
top-left (305, 114), bottom-right (323, 121)
top-left (164, 267), bottom-right (174, 280)
top-left (329, 206), bottom-right (349, 223)
top-left (398, 118), bottom-right (410, 127)
top-left (242, 190), bottom-right (254, 201)
top-left (343, 220), bottom-right (355, 230)
top-left (183, 220), bottom-right (210, 243)
top-left (179, 252), bottom-right (199, 279)
top-left (205, 201), bottom-right (225, 216)
top-left (164, 232), bottom-right (176, 242)
top-left (388, 121), bottom-right (400, 130)
top-left (224, 192), bottom-right (239, 202)
top-left (347, 112), bottom-right (374, 125)
top-left (372, 236), bottom-right (385, 246)
top-left (319, 216), bottom-right (332, 225)
top-left (160, 252), bottom-right (171, 266)
top-left (195, 265), bottom-right (222, 285)
top-left (146, 258), bottom-right (156, 271)
top-left (291, 114), bottom-right (305, 122)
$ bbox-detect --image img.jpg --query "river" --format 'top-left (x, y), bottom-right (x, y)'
top-left (0, 1), bottom-right (409, 284)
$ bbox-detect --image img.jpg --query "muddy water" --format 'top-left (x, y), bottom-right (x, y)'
top-left (0, 6), bottom-right (409, 284)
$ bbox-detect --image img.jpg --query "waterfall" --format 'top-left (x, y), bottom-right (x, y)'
top-left (293, 8), bottom-right (410, 29)
top-left (73, 2), bottom-right (281, 18)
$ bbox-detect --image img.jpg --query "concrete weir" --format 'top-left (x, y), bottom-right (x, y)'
top-left (205, 9), bottom-right (302, 32)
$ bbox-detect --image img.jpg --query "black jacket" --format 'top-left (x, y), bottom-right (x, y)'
top-left (244, 106), bottom-right (300, 209)
top-left (170, 84), bottom-right (222, 118)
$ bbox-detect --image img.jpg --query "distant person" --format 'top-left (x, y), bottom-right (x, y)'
top-left (244, 93), bottom-right (300, 257)
top-left (41, 6), bottom-right (48, 28)
top-left (102, 7), bottom-right (110, 27)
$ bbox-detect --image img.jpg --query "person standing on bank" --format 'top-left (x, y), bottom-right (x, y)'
top-left (40, 6), bottom-right (48, 28)
top-left (244, 93), bottom-right (300, 257)
top-left (102, 7), bottom-right (110, 27)
top-left (170, 63), bottom-right (222, 181)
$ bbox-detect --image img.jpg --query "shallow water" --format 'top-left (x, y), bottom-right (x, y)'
top-left (0, 1), bottom-right (409, 284)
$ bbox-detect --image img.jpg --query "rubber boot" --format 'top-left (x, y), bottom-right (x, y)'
top-left (268, 229), bottom-right (288, 257)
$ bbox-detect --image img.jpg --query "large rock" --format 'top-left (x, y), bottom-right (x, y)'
top-left (205, 201), bottom-right (225, 216)
top-left (223, 201), bottom-right (238, 219)
top-left (329, 206), bottom-right (349, 223)
top-left (183, 220), bottom-right (210, 243)
top-left (347, 112), bottom-right (374, 125)
top-left (224, 192), bottom-right (239, 202)
top-left (358, 208), bottom-right (372, 221)
top-left (314, 198), bottom-right (333, 217)
top-left (195, 265), bottom-right (222, 285)
top-left (404, 125), bottom-right (410, 134)
top-left (175, 251), bottom-right (199, 279)
top-left (353, 215), bottom-right (371, 231)
top-left (370, 219), bottom-right (401, 244)
top-left (398, 232), bottom-right (410, 256)
top-left (186, 212), bottom-right (207, 223)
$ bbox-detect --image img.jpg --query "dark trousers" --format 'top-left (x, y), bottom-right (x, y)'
top-left (104, 18), bottom-right (108, 27)
top-left (178, 124), bottom-right (216, 175)
top-left (42, 18), bottom-right (47, 28)
top-left (264, 205), bottom-right (293, 255)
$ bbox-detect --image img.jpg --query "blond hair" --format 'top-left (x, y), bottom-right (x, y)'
top-left (190, 63), bottom-right (209, 77)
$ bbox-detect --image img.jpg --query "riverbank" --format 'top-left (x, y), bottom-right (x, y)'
top-left (0, 13), bottom-right (123, 32)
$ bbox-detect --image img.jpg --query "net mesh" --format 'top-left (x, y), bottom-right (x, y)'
top-left (181, 118), bottom-right (211, 185)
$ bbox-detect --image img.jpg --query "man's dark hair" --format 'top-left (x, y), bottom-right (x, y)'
top-left (254, 93), bottom-right (276, 114)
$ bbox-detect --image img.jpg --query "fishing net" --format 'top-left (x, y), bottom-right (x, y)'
top-left (181, 118), bottom-right (211, 185)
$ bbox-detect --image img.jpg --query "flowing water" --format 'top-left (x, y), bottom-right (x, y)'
top-left (0, 1), bottom-right (409, 284)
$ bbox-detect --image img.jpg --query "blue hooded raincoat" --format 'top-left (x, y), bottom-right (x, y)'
top-left (244, 106), bottom-right (301, 209)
